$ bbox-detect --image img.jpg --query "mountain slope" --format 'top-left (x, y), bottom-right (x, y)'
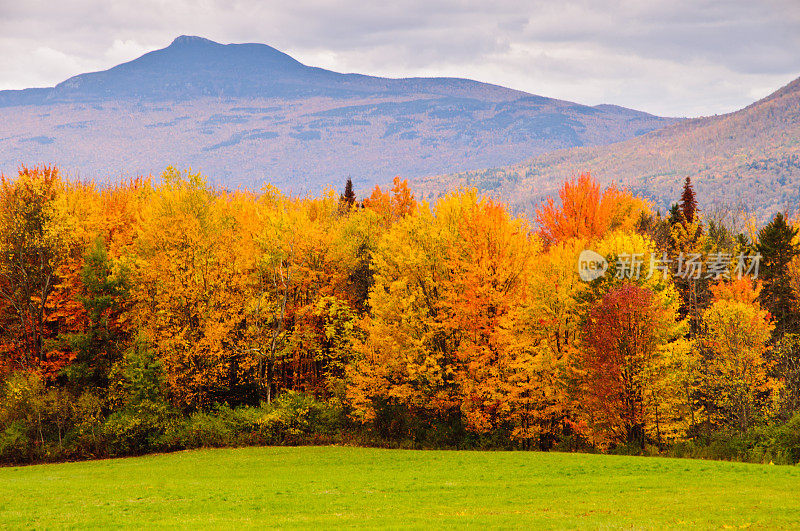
top-left (0, 36), bottom-right (678, 190)
top-left (0, 36), bottom-right (531, 105)
top-left (418, 76), bottom-right (800, 220)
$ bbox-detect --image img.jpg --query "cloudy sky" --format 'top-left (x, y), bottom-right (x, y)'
top-left (1, 0), bottom-right (798, 117)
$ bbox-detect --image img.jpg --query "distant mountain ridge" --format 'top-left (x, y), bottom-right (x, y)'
top-left (0, 35), bottom-right (678, 190)
top-left (417, 75), bottom-right (800, 221)
top-left (0, 36), bottom-right (533, 106)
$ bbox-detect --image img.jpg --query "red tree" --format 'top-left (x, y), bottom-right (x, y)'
top-left (581, 283), bottom-right (671, 446)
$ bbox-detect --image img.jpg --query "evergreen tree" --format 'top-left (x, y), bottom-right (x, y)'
top-left (340, 178), bottom-right (356, 210)
top-left (60, 239), bottom-right (130, 390)
top-left (756, 213), bottom-right (800, 335)
top-left (119, 333), bottom-right (166, 406)
top-left (668, 184), bottom-right (706, 337)
top-left (680, 177), bottom-right (698, 224)
top-left (668, 203), bottom-right (682, 225)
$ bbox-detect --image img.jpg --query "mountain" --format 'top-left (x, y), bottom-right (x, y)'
top-left (0, 35), bottom-right (530, 105)
top-left (0, 36), bottom-right (678, 191)
top-left (417, 76), bottom-right (800, 221)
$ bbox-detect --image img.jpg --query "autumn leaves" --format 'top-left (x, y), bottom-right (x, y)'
top-left (0, 165), bottom-right (791, 452)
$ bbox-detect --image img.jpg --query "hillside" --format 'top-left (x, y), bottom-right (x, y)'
top-left (0, 36), bottom-right (677, 191)
top-left (417, 77), bottom-right (800, 220)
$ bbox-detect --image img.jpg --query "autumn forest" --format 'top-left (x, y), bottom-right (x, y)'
top-left (1, 165), bottom-right (800, 464)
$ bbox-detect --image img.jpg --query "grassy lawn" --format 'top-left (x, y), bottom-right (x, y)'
top-left (1, 446), bottom-right (799, 529)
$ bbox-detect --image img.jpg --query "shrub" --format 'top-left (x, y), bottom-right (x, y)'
top-left (0, 421), bottom-right (30, 462)
top-left (172, 410), bottom-right (232, 448)
top-left (0, 372), bottom-right (46, 461)
top-left (759, 413), bottom-right (800, 464)
top-left (100, 400), bottom-right (178, 456)
top-left (65, 391), bottom-right (106, 457)
top-left (258, 391), bottom-right (341, 443)
top-left (167, 405), bottom-right (266, 449)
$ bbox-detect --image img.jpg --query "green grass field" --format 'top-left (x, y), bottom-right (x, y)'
top-left (1, 446), bottom-right (799, 529)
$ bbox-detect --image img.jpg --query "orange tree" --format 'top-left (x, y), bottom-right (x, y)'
top-left (348, 189), bottom-right (569, 445)
top-left (535, 172), bottom-right (648, 247)
top-left (0, 166), bottom-right (69, 377)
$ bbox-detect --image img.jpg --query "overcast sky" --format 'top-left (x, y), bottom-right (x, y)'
top-left (1, 0), bottom-right (798, 117)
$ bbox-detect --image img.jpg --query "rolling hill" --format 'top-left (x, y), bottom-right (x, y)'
top-left (0, 35), bottom-right (677, 191)
top-left (417, 77), bottom-right (800, 220)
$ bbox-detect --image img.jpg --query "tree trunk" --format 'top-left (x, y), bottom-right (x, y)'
top-left (266, 359), bottom-right (274, 404)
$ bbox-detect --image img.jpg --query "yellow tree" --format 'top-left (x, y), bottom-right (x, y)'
top-left (132, 168), bottom-right (256, 408)
top-left (243, 187), bottom-right (358, 402)
top-left (523, 239), bottom-right (589, 442)
top-left (700, 279), bottom-right (776, 431)
top-left (348, 191), bottom-right (477, 425)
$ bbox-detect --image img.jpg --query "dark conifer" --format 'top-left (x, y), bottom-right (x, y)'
top-left (668, 203), bottom-right (683, 225)
top-left (340, 178), bottom-right (356, 209)
top-left (679, 177), bottom-right (698, 224)
top-left (756, 212), bottom-right (800, 335)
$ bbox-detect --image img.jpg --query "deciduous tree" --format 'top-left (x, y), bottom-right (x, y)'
top-left (0, 166), bottom-right (68, 376)
top-left (535, 172), bottom-right (648, 246)
top-left (700, 280), bottom-right (775, 431)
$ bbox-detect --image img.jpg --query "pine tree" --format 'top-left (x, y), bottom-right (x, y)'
top-left (668, 182), bottom-right (707, 338)
top-left (756, 212), bottom-right (800, 335)
top-left (340, 178), bottom-right (356, 210)
top-left (680, 177), bottom-right (698, 224)
top-left (667, 203), bottom-right (682, 225)
top-left (59, 239), bottom-right (130, 390)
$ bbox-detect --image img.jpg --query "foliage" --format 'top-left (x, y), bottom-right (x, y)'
top-left (348, 190), bottom-right (559, 445)
top-left (1, 165), bottom-right (800, 464)
top-left (679, 177), bottom-right (698, 224)
top-left (0, 166), bottom-right (67, 376)
top-left (339, 177), bottom-right (356, 211)
top-left (580, 283), bottom-right (690, 447)
top-left (57, 238), bottom-right (130, 389)
top-left (699, 288), bottom-right (775, 431)
top-left (535, 172), bottom-right (648, 246)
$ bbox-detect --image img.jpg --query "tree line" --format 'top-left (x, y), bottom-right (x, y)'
top-left (1, 167), bottom-right (799, 463)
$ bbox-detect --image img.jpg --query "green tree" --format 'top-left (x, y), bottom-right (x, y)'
top-left (771, 333), bottom-right (800, 420)
top-left (116, 334), bottom-right (166, 407)
top-left (59, 239), bottom-right (130, 389)
top-left (756, 213), bottom-right (800, 335)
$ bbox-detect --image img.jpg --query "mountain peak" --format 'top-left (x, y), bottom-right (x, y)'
top-left (169, 35), bottom-right (220, 48)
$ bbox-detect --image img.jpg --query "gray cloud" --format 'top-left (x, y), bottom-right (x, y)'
top-left (0, 0), bottom-right (798, 116)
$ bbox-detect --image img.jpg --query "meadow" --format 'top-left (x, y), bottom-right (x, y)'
top-left (2, 446), bottom-right (799, 528)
